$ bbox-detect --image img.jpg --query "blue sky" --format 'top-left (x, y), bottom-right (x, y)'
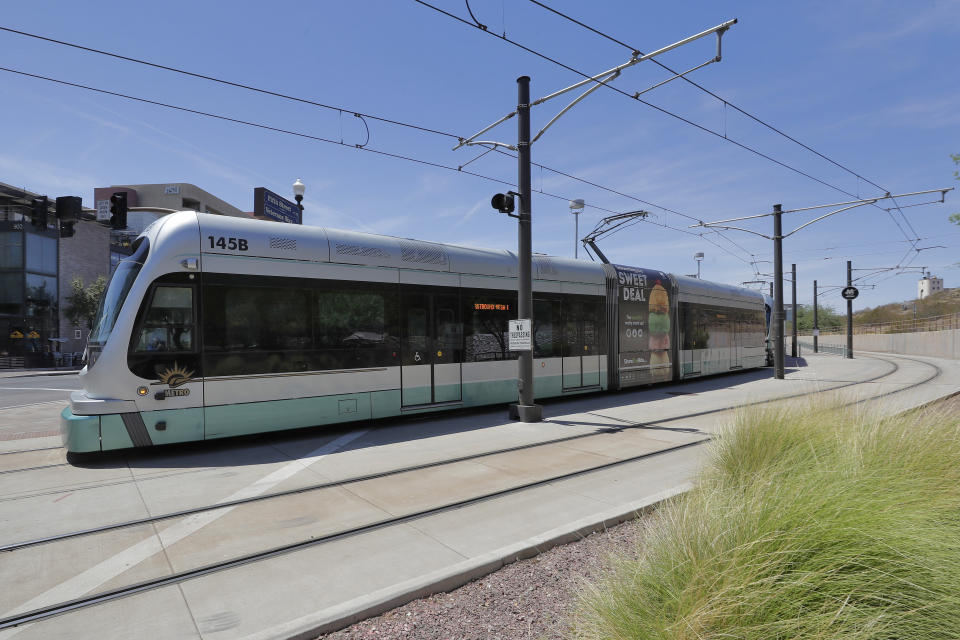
top-left (1, 0), bottom-right (958, 311)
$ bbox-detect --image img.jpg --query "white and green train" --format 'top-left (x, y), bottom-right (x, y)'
top-left (62, 211), bottom-right (768, 452)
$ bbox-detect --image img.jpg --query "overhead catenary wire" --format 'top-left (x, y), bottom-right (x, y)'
top-left (2, 16), bottom-right (933, 287)
top-left (0, 24), bottom-right (758, 266)
top-left (5, 64), bottom-right (732, 248)
top-left (413, 0), bottom-right (922, 246)
top-left (0, 25), bottom-right (460, 141)
top-left (523, 0), bottom-right (922, 239)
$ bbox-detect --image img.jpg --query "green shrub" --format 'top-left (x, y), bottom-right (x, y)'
top-left (572, 404), bottom-right (960, 639)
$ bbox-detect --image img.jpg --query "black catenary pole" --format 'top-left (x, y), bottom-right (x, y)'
top-left (791, 263), bottom-right (797, 358)
top-left (813, 279), bottom-right (819, 353)
top-left (846, 260), bottom-right (854, 359)
top-left (773, 204), bottom-right (785, 379)
top-left (509, 76), bottom-right (541, 422)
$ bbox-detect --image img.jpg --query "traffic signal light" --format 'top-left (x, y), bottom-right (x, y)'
top-left (56, 195), bottom-right (82, 238)
top-left (30, 196), bottom-right (48, 229)
top-left (491, 192), bottom-right (516, 214)
top-left (109, 192), bottom-right (128, 230)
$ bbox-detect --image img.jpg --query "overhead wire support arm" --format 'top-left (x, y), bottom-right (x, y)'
top-left (454, 18), bottom-right (737, 152)
top-left (531, 70), bottom-right (620, 144)
top-left (632, 57), bottom-right (718, 99)
top-left (531, 18), bottom-right (736, 108)
top-left (453, 111), bottom-right (517, 150)
top-left (689, 188), bottom-right (953, 232)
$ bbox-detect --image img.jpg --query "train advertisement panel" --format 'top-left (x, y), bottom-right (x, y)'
top-left (614, 265), bottom-right (674, 387)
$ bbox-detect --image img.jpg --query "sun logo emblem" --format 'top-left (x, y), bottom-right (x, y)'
top-left (158, 362), bottom-right (195, 388)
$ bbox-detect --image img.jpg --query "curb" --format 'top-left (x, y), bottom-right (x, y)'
top-left (0, 370), bottom-right (80, 379)
top-left (240, 483), bottom-right (693, 640)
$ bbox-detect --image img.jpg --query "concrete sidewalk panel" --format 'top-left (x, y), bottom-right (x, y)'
top-left (178, 523), bottom-right (469, 640)
top-left (0, 481), bottom-right (150, 543)
top-left (0, 523), bottom-right (172, 614)
top-left (0, 447), bottom-right (65, 472)
top-left (0, 584), bottom-right (199, 640)
top-left (160, 485), bottom-right (393, 574)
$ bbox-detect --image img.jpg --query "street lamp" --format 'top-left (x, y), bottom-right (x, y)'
top-left (694, 252), bottom-right (704, 278)
top-left (292, 178), bottom-right (305, 221)
top-left (569, 199), bottom-right (584, 258)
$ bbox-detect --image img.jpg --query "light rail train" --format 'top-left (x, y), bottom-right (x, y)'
top-left (62, 211), bottom-right (768, 452)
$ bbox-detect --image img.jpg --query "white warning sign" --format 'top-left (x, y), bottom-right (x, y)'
top-left (508, 319), bottom-right (532, 351)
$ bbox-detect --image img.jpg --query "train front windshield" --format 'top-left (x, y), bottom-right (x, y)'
top-left (86, 238), bottom-right (150, 368)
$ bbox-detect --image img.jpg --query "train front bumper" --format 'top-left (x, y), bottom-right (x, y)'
top-left (60, 406), bottom-right (101, 453)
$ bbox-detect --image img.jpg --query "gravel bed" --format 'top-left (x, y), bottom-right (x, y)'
top-left (316, 516), bottom-right (648, 640)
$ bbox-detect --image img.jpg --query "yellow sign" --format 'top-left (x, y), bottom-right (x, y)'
top-left (9, 331), bottom-right (23, 339)
top-left (27, 331), bottom-right (40, 339)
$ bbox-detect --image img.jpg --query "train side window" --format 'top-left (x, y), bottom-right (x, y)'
top-left (316, 289), bottom-right (393, 368)
top-left (133, 286), bottom-right (195, 353)
top-left (533, 299), bottom-right (562, 358)
top-left (463, 290), bottom-right (517, 362)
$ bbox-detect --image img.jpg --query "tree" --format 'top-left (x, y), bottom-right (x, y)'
top-left (63, 275), bottom-right (107, 330)
top-left (794, 303), bottom-right (844, 331)
top-left (951, 154), bottom-right (960, 226)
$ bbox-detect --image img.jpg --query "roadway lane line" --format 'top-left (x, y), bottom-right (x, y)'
top-left (0, 428), bottom-right (369, 635)
top-left (0, 401), bottom-right (66, 411)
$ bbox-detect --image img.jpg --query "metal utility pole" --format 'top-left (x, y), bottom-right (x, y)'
top-left (457, 21), bottom-right (739, 419)
top-left (791, 263), bottom-right (797, 358)
top-left (846, 260), bottom-right (853, 359)
top-left (813, 280), bottom-right (819, 353)
top-left (688, 188), bottom-right (952, 377)
top-left (510, 76), bottom-right (540, 422)
top-left (773, 204), bottom-right (785, 379)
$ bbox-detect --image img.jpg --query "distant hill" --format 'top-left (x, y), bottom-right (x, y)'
top-left (855, 287), bottom-right (960, 325)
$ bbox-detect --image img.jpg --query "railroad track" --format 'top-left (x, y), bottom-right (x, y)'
top-left (0, 352), bottom-right (946, 632)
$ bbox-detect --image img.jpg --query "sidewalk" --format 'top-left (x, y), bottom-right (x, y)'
top-left (0, 352), bottom-right (956, 639)
top-left (0, 368), bottom-right (80, 379)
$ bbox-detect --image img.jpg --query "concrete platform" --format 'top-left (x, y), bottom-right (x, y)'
top-left (0, 351), bottom-right (956, 640)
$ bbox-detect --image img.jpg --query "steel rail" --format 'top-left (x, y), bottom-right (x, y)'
top-left (0, 355), bottom-right (907, 551)
top-left (1, 352), bottom-right (947, 631)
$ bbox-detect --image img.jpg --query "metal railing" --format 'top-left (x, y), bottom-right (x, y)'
top-left (812, 311), bottom-right (960, 336)
top-left (798, 340), bottom-right (848, 357)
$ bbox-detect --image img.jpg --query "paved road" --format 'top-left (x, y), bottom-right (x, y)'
top-left (0, 373), bottom-right (79, 444)
top-left (0, 373), bottom-right (81, 410)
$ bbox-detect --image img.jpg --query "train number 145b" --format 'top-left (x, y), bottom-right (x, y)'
top-left (208, 236), bottom-right (248, 251)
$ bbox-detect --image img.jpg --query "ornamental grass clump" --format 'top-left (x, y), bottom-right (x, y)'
top-left (572, 403), bottom-right (960, 639)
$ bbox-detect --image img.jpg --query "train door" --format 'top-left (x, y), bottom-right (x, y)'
top-left (731, 315), bottom-right (742, 369)
top-left (683, 306), bottom-right (703, 377)
top-left (562, 300), bottom-right (600, 389)
top-left (126, 275), bottom-right (205, 445)
top-left (401, 290), bottom-right (462, 406)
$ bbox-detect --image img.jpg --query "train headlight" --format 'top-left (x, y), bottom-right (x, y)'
top-left (137, 386), bottom-right (149, 396)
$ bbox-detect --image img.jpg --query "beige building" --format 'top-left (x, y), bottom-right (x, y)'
top-left (55, 183), bottom-right (252, 359)
top-left (918, 274), bottom-right (944, 299)
top-left (93, 183), bottom-right (250, 236)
